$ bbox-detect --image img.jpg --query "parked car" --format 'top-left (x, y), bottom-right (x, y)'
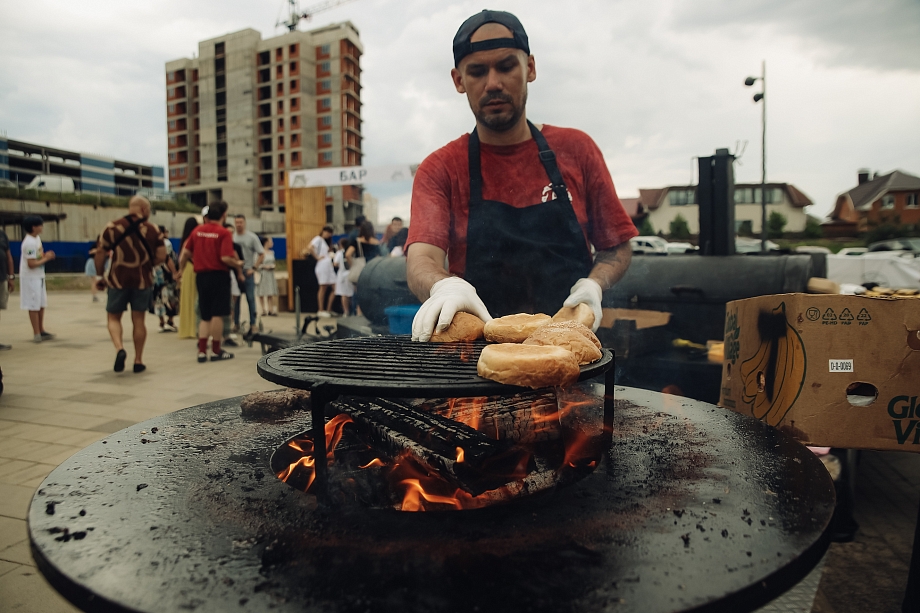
top-left (794, 245), bottom-right (832, 254)
top-left (868, 238), bottom-right (920, 253)
top-left (734, 237), bottom-right (780, 253)
top-left (666, 242), bottom-right (697, 254)
top-left (629, 236), bottom-right (669, 255)
top-left (25, 175), bottom-right (75, 193)
top-left (836, 247), bottom-right (868, 256)
top-left (0, 178), bottom-right (16, 188)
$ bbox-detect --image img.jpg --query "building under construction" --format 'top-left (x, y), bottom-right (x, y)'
top-left (165, 18), bottom-right (363, 230)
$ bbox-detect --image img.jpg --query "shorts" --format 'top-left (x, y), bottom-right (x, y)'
top-left (196, 270), bottom-right (231, 321)
top-left (0, 279), bottom-right (8, 309)
top-left (106, 286), bottom-right (153, 314)
top-left (20, 277), bottom-right (47, 311)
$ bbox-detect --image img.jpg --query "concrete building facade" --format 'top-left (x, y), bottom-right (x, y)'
top-left (0, 136), bottom-right (164, 196)
top-left (165, 22), bottom-right (364, 231)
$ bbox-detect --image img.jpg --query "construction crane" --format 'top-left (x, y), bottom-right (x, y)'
top-left (277, 0), bottom-right (358, 32)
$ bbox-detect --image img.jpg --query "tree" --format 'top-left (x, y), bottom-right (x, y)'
top-left (767, 211), bottom-right (787, 239)
top-left (804, 216), bottom-right (823, 239)
top-left (636, 217), bottom-right (655, 236)
top-left (669, 214), bottom-right (691, 240)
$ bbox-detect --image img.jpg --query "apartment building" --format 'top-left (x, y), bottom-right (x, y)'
top-left (165, 22), bottom-right (364, 230)
top-left (0, 136), bottom-right (164, 196)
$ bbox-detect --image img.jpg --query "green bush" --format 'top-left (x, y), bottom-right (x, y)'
top-left (767, 211), bottom-right (787, 239)
top-left (669, 214), bottom-right (691, 240)
top-left (804, 216), bottom-right (823, 239)
top-left (636, 217), bottom-right (655, 236)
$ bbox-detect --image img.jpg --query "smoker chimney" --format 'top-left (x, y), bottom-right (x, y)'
top-left (857, 169), bottom-right (871, 185)
top-left (697, 148), bottom-right (736, 256)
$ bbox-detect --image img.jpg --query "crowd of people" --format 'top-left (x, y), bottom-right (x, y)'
top-left (304, 215), bottom-right (408, 317)
top-left (0, 197), bottom-right (286, 371)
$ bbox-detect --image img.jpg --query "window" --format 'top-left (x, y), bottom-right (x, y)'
top-left (669, 189), bottom-right (695, 206)
top-left (169, 152), bottom-right (177, 162)
top-left (278, 118), bottom-right (284, 130)
top-left (291, 97), bottom-right (300, 111)
top-left (276, 48), bottom-right (283, 61)
top-left (292, 151), bottom-right (300, 164)
top-left (277, 100), bottom-right (284, 113)
top-left (167, 71), bottom-right (174, 82)
top-left (168, 103), bottom-right (176, 113)
top-left (215, 75), bottom-right (225, 89)
top-left (292, 134), bottom-right (301, 147)
top-left (258, 51), bottom-right (270, 65)
top-left (291, 115), bottom-right (300, 128)
top-left (908, 194), bottom-right (919, 208)
top-left (278, 153), bottom-right (285, 167)
top-left (169, 136), bottom-right (177, 146)
top-left (193, 118), bottom-right (199, 130)
top-left (320, 97), bottom-right (331, 110)
top-left (289, 43), bottom-right (298, 55)
top-left (168, 87), bottom-right (175, 98)
top-left (320, 61), bottom-right (330, 72)
top-left (882, 195), bottom-right (895, 210)
top-left (321, 44), bottom-right (330, 55)
top-left (321, 151), bottom-right (333, 163)
top-left (168, 120), bottom-right (176, 130)
top-left (215, 91), bottom-right (226, 106)
top-left (276, 65), bottom-right (283, 78)
top-left (278, 135), bottom-right (285, 148)
top-left (215, 42), bottom-right (225, 55)
top-left (290, 79), bottom-right (299, 92)
top-left (276, 83), bottom-right (283, 95)
top-left (321, 115), bottom-right (332, 127)
top-left (169, 168), bottom-right (177, 177)
top-left (321, 133), bottom-right (332, 144)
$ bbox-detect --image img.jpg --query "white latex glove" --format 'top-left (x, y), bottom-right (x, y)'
top-left (563, 278), bottom-right (604, 332)
top-left (411, 277), bottom-right (493, 342)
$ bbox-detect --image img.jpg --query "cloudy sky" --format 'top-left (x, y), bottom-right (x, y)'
top-left (1, 0), bottom-right (918, 224)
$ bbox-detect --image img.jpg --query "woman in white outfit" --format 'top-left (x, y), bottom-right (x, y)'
top-left (304, 224), bottom-right (336, 316)
top-left (256, 235), bottom-right (278, 316)
top-left (333, 237), bottom-right (354, 316)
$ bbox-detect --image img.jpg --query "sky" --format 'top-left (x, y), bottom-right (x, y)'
top-left (1, 0), bottom-right (918, 225)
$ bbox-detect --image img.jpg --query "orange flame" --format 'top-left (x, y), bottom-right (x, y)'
top-left (455, 447), bottom-right (465, 463)
top-left (359, 458), bottom-right (386, 469)
top-left (275, 414), bottom-right (354, 492)
top-left (400, 479), bottom-right (465, 511)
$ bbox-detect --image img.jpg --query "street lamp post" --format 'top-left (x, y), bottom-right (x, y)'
top-left (745, 61), bottom-right (767, 253)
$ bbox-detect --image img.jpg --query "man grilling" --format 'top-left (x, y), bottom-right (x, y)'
top-left (406, 10), bottom-right (637, 342)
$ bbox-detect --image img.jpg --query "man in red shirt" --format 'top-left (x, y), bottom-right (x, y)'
top-left (176, 201), bottom-right (244, 362)
top-left (407, 10), bottom-right (637, 341)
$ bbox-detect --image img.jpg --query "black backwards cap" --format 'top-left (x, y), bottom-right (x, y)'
top-left (452, 10), bottom-right (530, 67)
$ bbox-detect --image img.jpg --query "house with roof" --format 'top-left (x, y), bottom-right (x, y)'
top-left (634, 182), bottom-right (813, 236)
top-left (823, 170), bottom-right (920, 237)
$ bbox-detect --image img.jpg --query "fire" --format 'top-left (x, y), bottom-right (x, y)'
top-left (444, 396), bottom-right (486, 431)
top-left (455, 447), bottom-right (465, 463)
top-left (400, 479), bottom-right (464, 511)
top-left (359, 458), bottom-right (386, 469)
top-left (276, 413), bottom-right (354, 491)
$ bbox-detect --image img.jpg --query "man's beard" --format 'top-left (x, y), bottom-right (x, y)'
top-left (474, 89), bottom-right (527, 132)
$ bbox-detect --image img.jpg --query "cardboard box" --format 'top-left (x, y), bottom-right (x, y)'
top-left (719, 293), bottom-right (920, 451)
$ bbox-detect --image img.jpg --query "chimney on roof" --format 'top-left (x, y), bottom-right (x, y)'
top-left (858, 169), bottom-right (871, 185)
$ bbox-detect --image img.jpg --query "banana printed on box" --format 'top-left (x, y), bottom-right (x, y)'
top-left (739, 302), bottom-right (807, 426)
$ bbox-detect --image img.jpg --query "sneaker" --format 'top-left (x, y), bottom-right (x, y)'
top-left (0, 344), bottom-right (10, 351)
top-left (317, 311), bottom-right (331, 318)
top-left (164, 323), bottom-right (177, 332)
top-left (133, 363), bottom-right (146, 373)
top-left (223, 338), bottom-right (239, 347)
top-left (33, 334), bottom-right (42, 344)
top-left (210, 350), bottom-right (234, 361)
top-left (92, 295), bottom-right (99, 302)
top-left (40, 331), bottom-right (54, 340)
top-left (197, 352), bottom-right (208, 363)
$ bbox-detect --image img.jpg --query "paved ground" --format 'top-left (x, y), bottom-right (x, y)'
top-left (0, 290), bottom-right (917, 612)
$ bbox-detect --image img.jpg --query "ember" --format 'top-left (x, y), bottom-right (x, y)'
top-left (271, 382), bottom-right (609, 511)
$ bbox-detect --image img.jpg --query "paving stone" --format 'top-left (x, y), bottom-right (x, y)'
top-left (0, 516), bottom-right (26, 551)
top-left (61, 392), bottom-right (134, 406)
top-left (0, 483), bottom-right (36, 520)
top-left (0, 565), bottom-right (81, 612)
top-left (0, 538), bottom-right (33, 566)
top-left (0, 559), bottom-right (19, 577)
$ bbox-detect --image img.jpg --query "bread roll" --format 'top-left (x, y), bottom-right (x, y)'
top-left (477, 343), bottom-right (580, 389)
top-left (553, 303), bottom-right (596, 329)
top-left (483, 313), bottom-right (551, 343)
top-left (537, 320), bottom-right (601, 349)
top-left (430, 312), bottom-right (485, 342)
top-left (524, 325), bottom-right (602, 365)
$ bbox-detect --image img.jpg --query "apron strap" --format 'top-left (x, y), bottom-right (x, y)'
top-left (527, 120), bottom-right (571, 206)
top-left (468, 128), bottom-right (484, 206)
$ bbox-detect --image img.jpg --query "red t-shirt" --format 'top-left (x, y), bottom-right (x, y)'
top-left (406, 125), bottom-right (638, 277)
top-left (185, 223), bottom-right (235, 273)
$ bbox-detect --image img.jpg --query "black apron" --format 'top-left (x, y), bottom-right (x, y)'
top-left (464, 121), bottom-right (593, 317)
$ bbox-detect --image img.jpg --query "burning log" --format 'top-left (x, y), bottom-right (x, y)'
top-left (413, 391), bottom-right (561, 443)
top-left (240, 389), bottom-right (311, 418)
top-left (333, 397), bottom-right (536, 496)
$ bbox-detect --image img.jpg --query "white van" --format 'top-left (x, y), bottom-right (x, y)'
top-left (26, 175), bottom-right (76, 193)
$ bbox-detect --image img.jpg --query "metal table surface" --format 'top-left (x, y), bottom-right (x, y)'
top-left (29, 387), bottom-right (834, 613)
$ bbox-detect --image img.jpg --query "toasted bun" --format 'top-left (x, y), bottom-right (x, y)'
top-left (537, 320), bottom-right (601, 349)
top-left (483, 313), bottom-right (552, 343)
top-left (553, 303), bottom-right (596, 329)
top-left (477, 343), bottom-right (580, 389)
top-left (430, 312), bottom-right (485, 342)
top-left (524, 325), bottom-right (602, 365)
